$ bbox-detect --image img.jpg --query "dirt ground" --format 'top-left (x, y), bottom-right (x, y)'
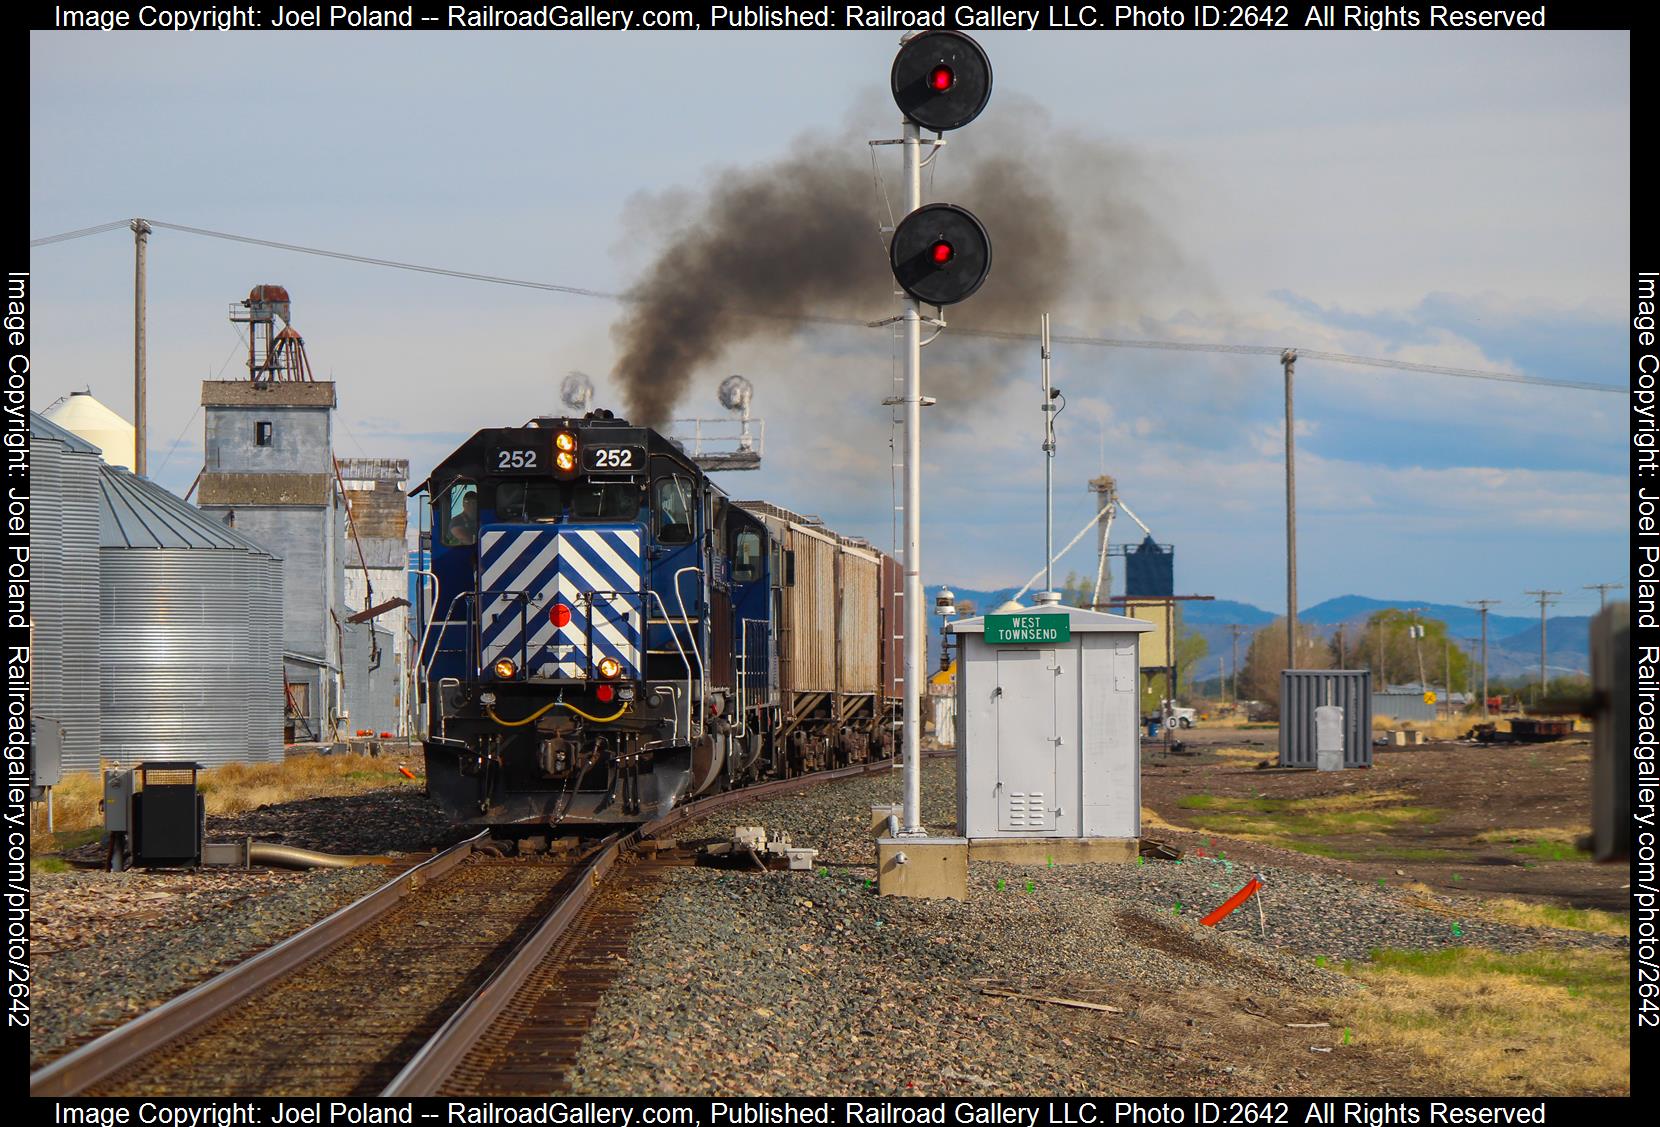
top-left (1140, 727), bottom-right (1624, 912)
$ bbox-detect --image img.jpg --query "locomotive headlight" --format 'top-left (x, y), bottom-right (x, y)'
top-left (597, 657), bottom-right (622, 680)
top-left (555, 431), bottom-right (577, 452)
top-left (555, 451), bottom-right (576, 471)
top-left (492, 658), bottom-right (518, 679)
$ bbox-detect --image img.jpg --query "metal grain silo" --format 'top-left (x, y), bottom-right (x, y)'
top-left (98, 467), bottom-right (284, 766)
top-left (29, 413), bottom-right (103, 773)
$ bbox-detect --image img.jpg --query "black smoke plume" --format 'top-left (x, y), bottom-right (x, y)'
top-left (611, 100), bottom-right (1190, 427)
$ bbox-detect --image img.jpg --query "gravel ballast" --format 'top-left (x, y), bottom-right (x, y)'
top-left (31, 784), bottom-right (470, 1069)
top-left (30, 865), bottom-right (389, 1068)
top-left (566, 757), bottom-right (1622, 1095)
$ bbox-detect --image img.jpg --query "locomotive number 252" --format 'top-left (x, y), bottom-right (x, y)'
top-left (583, 444), bottom-right (643, 471)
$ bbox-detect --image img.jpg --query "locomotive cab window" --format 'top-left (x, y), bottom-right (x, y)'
top-left (572, 482), bottom-right (642, 522)
top-left (440, 482), bottom-right (479, 547)
top-left (654, 477), bottom-right (694, 544)
top-left (733, 530), bottom-right (763, 584)
top-left (496, 481), bottom-right (563, 523)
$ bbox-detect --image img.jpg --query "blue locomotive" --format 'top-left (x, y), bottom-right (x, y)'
top-left (415, 411), bottom-right (905, 826)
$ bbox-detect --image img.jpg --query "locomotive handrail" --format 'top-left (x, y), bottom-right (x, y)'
top-left (644, 588), bottom-right (694, 743)
top-left (412, 569), bottom-right (439, 738)
top-left (736, 618), bottom-right (750, 740)
top-left (419, 587), bottom-right (473, 741)
top-left (578, 589), bottom-right (644, 682)
top-left (672, 566), bottom-right (708, 738)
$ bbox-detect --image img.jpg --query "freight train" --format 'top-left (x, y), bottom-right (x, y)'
top-left (414, 411), bottom-right (904, 825)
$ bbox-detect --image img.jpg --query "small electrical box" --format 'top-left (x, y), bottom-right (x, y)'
top-left (104, 762), bottom-right (206, 871)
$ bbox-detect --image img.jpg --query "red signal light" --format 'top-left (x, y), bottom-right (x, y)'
top-left (929, 65), bottom-right (954, 92)
top-left (930, 240), bottom-right (955, 264)
top-left (596, 684), bottom-right (615, 703)
top-left (550, 603), bottom-right (572, 628)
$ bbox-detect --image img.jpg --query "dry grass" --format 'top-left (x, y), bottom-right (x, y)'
top-left (1140, 805), bottom-right (1192, 835)
top-left (1472, 899), bottom-right (1628, 937)
top-left (31, 754), bottom-right (420, 849)
top-left (1339, 947), bottom-right (1629, 1095)
top-left (1208, 746), bottom-right (1271, 763)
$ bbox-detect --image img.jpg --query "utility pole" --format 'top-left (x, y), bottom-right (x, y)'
top-left (1229, 624), bottom-right (1244, 705)
top-left (1282, 349), bottom-right (1297, 672)
top-left (1408, 607), bottom-right (1426, 689)
top-left (1584, 583), bottom-right (1623, 610)
top-left (1335, 623), bottom-right (1347, 668)
top-left (1523, 590), bottom-right (1560, 704)
top-left (1466, 599), bottom-right (1500, 718)
top-left (132, 218), bottom-right (151, 476)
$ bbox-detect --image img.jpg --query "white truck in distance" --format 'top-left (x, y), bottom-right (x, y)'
top-left (1162, 700), bottom-right (1197, 728)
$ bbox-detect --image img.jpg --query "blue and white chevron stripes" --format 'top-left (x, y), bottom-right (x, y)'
top-left (478, 525), bottom-right (644, 680)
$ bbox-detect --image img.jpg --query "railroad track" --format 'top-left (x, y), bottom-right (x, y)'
top-left (30, 758), bottom-right (893, 1098)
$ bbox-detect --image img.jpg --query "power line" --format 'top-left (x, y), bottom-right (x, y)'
top-left (28, 216), bottom-right (1621, 395)
top-left (28, 220), bottom-right (131, 247)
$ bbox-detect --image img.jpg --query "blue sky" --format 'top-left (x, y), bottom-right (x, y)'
top-left (29, 30), bottom-right (1629, 620)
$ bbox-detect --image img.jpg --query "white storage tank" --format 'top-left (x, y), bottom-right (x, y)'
top-left (947, 605), bottom-right (1151, 854)
top-left (43, 390), bottom-right (136, 471)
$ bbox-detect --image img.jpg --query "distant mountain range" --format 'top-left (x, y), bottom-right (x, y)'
top-left (923, 587), bottom-right (1595, 680)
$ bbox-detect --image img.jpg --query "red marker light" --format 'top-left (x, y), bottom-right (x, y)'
top-left (929, 65), bottom-right (954, 92)
top-left (595, 684), bottom-right (615, 703)
top-left (550, 603), bottom-right (572, 628)
top-left (930, 240), bottom-right (955, 264)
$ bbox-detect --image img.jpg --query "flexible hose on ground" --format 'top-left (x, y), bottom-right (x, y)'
top-left (247, 843), bottom-right (395, 869)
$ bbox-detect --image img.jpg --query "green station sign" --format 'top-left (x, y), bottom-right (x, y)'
top-left (983, 613), bottom-right (1071, 645)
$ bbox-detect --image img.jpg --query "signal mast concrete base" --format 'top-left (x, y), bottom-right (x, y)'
top-left (876, 836), bottom-right (968, 900)
top-left (967, 837), bottom-right (1138, 865)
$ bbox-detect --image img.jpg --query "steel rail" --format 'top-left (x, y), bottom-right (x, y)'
top-left (381, 757), bottom-right (894, 1095)
top-left (28, 831), bottom-right (491, 1097)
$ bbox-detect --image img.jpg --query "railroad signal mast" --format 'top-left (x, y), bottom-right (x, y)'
top-left (881, 31), bottom-right (994, 837)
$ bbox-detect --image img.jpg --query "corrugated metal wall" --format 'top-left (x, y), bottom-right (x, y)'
top-left (1279, 670), bottom-right (1372, 768)
top-left (101, 549), bottom-right (266, 765)
top-left (32, 431), bottom-right (105, 774)
top-left (785, 524), bottom-right (838, 693)
top-left (1371, 691), bottom-right (1437, 722)
top-left (836, 542), bottom-right (880, 696)
top-left (30, 438), bottom-right (63, 760)
top-left (60, 445), bottom-right (104, 770)
top-left (250, 555), bottom-right (286, 759)
top-left (880, 554), bottom-right (904, 702)
top-left (341, 622), bottom-right (399, 737)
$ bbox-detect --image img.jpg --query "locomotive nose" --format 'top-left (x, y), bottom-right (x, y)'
top-left (478, 524), bottom-right (645, 682)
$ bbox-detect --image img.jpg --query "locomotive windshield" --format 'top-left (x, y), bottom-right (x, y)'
top-left (495, 480), bottom-right (642, 523)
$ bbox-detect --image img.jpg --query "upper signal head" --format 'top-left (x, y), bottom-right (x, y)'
top-left (892, 30), bottom-right (992, 132)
